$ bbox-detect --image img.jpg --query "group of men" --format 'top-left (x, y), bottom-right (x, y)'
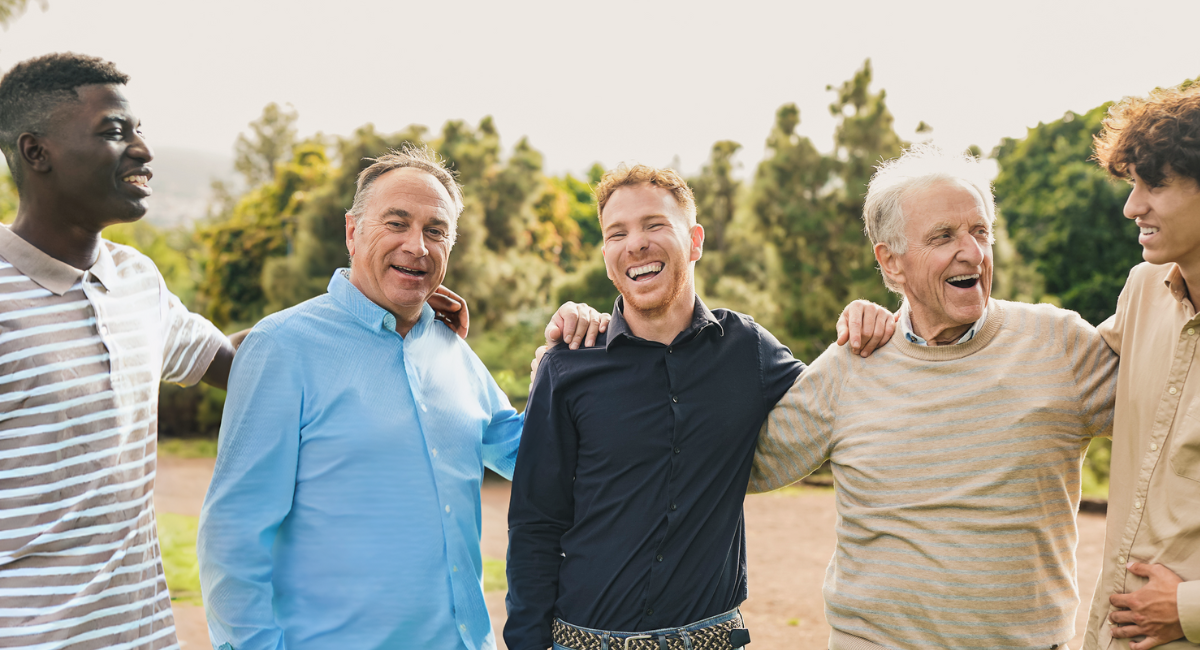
top-left (0, 50), bottom-right (1196, 650)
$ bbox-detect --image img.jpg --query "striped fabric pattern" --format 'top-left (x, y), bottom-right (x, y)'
top-left (750, 299), bottom-right (1118, 650)
top-left (0, 227), bottom-right (224, 650)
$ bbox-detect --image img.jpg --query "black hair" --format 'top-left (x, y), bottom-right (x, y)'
top-left (0, 52), bottom-right (129, 189)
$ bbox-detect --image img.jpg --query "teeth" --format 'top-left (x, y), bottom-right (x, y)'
top-left (947, 274), bottom-right (980, 283)
top-left (122, 175), bottom-right (149, 186)
top-left (1140, 226), bottom-right (1159, 235)
top-left (628, 262), bottom-right (663, 279)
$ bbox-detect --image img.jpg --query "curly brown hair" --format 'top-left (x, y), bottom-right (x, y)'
top-left (594, 164), bottom-right (696, 224)
top-left (1093, 83), bottom-right (1200, 187)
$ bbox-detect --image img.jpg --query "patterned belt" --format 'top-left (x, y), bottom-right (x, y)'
top-left (552, 611), bottom-right (746, 650)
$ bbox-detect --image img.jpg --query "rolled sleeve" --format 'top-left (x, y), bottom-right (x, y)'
top-left (1180, 580), bottom-right (1200, 643)
top-left (158, 274), bottom-right (226, 385)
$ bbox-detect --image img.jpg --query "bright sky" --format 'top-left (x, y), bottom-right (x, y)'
top-left (2, 0), bottom-right (1197, 177)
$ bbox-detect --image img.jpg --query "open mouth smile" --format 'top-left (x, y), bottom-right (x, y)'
top-left (946, 274), bottom-right (980, 289)
top-left (120, 169), bottom-right (153, 196)
top-left (391, 264), bottom-right (427, 278)
top-left (627, 262), bottom-right (663, 282)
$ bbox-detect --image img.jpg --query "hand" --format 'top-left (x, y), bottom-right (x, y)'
top-left (1109, 562), bottom-right (1186, 649)
top-left (228, 328), bottom-right (251, 350)
top-left (545, 302), bottom-right (610, 350)
top-left (835, 300), bottom-right (897, 358)
top-left (530, 345), bottom-right (548, 383)
top-left (429, 285), bottom-right (469, 340)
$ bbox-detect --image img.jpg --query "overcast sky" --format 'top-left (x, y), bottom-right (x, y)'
top-left (2, 0), bottom-right (1198, 177)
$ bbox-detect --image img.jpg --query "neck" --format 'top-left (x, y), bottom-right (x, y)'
top-left (621, 286), bottom-right (696, 345)
top-left (9, 200), bottom-right (105, 270)
top-left (394, 310), bottom-right (421, 336)
top-left (907, 302), bottom-right (974, 346)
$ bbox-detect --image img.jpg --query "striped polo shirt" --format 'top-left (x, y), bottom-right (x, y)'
top-left (0, 225), bottom-right (224, 649)
top-left (751, 299), bottom-right (1119, 650)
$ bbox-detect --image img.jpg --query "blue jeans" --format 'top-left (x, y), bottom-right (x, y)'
top-left (552, 608), bottom-right (744, 650)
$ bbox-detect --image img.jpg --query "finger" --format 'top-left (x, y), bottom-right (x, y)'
top-left (883, 309), bottom-right (897, 341)
top-left (530, 345), bottom-right (547, 382)
top-left (545, 322), bottom-right (564, 347)
top-left (570, 305), bottom-right (590, 350)
top-left (559, 307), bottom-right (580, 346)
top-left (427, 293), bottom-right (459, 313)
top-left (599, 313), bottom-right (611, 332)
top-left (1127, 562), bottom-right (1151, 578)
top-left (1131, 634), bottom-right (1167, 650)
top-left (1110, 593), bottom-right (1133, 609)
top-left (583, 310), bottom-right (602, 348)
top-left (862, 309), bottom-right (889, 357)
top-left (1110, 624), bottom-right (1145, 640)
top-left (1108, 610), bottom-right (1137, 625)
top-left (836, 313), bottom-right (849, 346)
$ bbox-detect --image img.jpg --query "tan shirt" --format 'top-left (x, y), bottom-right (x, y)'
top-left (0, 226), bottom-right (224, 648)
top-left (1086, 262), bottom-right (1200, 649)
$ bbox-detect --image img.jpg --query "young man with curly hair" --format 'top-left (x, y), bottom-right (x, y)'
top-left (1085, 84), bottom-right (1200, 650)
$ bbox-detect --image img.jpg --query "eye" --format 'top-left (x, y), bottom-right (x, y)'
top-left (606, 231), bottom-right (626, 241)
top-left (426, 228), bottom-right (446, 240)
top-left (103, 129), bottom-right (123, 140)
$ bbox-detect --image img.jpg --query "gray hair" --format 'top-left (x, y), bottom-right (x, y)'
top-left (348, 144), bottom-right (465, 246)
top-left (862, 144), bottom-right (996, 292)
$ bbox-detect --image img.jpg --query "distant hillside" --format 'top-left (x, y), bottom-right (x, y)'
top-left (145, 147), bottom-right (239, 228)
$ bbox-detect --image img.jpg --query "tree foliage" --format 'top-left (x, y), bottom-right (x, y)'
top-left (234, 102), bottom-right (299, 187)
top-left (993, 105), bottom-right (1140, 325)
top-left (0, 0), bottom-right (44, 28)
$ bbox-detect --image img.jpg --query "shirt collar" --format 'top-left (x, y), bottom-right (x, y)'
top-left (327, 268), bottom-right (434, 336)
top-left (605, 294), bottom-right (723, 350)
top-left (900, 300), bottom-right (990, 347)
top-left (0, 225), bottom-right (117, 295)
top-left (1163, 264), bottom-right (1197, 316)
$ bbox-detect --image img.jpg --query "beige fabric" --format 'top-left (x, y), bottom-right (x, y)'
top-left (1085, 262), bottom-right (1200, 649)
top-left (828, 628), bottom-right (890, 650)
top-left (0, 225), bottom-right (224, 648)
top-left (752, 299), bottom-right (1117, 649)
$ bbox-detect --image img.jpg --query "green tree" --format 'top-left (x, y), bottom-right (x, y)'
top-left (0, 166), bottom-right (16, 224)
top-left (0, 0), bottom-right (43, 27)
top-left (993, 105), bottom-right (1139, 325)
top-left (234, 102), bottom-right (299, 187)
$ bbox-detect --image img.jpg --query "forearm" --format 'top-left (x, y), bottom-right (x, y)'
top-left (504, 524), bottom-right (567, 650)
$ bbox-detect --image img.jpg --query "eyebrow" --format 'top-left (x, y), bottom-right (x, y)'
top-left (381, 208), bottom-right (452, 228)
top-left (604, 213), bottom-right (669, 233)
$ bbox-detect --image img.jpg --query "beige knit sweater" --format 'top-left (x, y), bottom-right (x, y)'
top-left (751, 299), bottom-right (1118, 650)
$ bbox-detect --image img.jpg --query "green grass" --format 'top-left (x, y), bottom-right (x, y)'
top-left (158, 513), bottom-right (203, 605)
top-left (158, 438), bottom-right (219, 459)
top-left (484, 557), bottom-right (507, 592)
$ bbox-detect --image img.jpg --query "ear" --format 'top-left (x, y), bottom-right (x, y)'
top-left (688, 223), bottom-right (705, 262)
top-left (874, 242), bottom-right (904, 289)
top-left (345, 213), bottom-right (357, 258)
top-left (17, 133), bottom-right (51, 174)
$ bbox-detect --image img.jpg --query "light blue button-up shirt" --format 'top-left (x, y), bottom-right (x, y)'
top-left (198, 270), bottom-right (522, 650)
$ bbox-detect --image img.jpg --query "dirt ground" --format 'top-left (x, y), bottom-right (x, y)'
top-left (156, 456), bottom-right (1107, 649)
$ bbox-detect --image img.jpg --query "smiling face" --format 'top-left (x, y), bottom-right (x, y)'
top-left (345, 167), bottom-right (456, 333)
top-left (601, 183), bottom-right (703, 317)
top-left (41, 84), bottom-right (154, 228)
top-left (880, 180), bottom-right (993, 343)
top-left (1125, 166), bottom-right (1200, 274)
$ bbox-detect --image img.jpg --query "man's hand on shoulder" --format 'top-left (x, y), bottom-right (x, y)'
top-left (836, 300), bottom-right (897, 358)
top-left (430, 285), bottom-right (470, 339)
top-left (529, 302), bottom-right (609, 381)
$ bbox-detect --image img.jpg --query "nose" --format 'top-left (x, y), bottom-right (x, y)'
top-left (1123, 182), bottom-right (1148, 221)
top-left (128, 129), bottom-right (153, 164)
top-left (626, 228), bottom-right (650, 254)
top-left (399, 227), bottom-right (428, 258)
top-left (956, 231), bottom-right (985, 266)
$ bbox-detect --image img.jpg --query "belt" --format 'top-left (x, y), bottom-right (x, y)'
top-left (552, 611), bottom-right (748, 650)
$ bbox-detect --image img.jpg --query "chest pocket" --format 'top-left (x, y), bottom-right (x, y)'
top-left (1173, 398), bottom-right (1200, 482)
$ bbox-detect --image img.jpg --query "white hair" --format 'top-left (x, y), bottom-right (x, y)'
top-left (862, 144), bottom-right (996, 291)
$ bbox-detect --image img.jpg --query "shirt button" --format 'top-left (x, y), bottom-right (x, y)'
top-left (671, 396), bottom-right (678, 403)
top-left (1170, 386), bottom-right (1179, 395)
top-left (421, 403), bottom-right (428, 412)
top-left (1190, 328), bottom-right (1196, 336)
top-left (1118, 555), bottom-right (1126, 564)
top-left (674, 447), bottom-right (681, 454)
top-left (1151, 443), bottom-right (1159, 451)
top-left (1135, 501), bottom-right (1142, 509)
top-left (99, 324), bottom-right (109, 335)
top-left (656, 554), bottom-right (663, 562)
top-left (670, 504), bottom-right (677, 511)
top-left (645, 609), bottom-right (654, 616)
top-left (432, 448), bottom-right (439, 457)
top-left (460, 624), bottom-right (466, 631)
top-left (445, 505), bottom-right (451, 513)
top-left (453, 565), bottom-right (458, 572)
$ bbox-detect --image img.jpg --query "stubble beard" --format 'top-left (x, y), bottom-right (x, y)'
top-left (621, 261), bottom-right (690, 318)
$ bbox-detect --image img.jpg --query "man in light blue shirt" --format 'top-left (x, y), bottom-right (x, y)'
top-left (197, 145), bottom-right (602, 650)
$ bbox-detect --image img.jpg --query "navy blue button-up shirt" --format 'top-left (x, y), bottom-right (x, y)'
top-left (505, 297), bottom-right (804, 650)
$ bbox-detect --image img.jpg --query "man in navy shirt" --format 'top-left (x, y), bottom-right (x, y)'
top-left (506, 164), bottom-right (808, 650)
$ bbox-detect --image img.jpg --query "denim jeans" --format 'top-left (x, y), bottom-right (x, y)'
top-left (552, 608), bottom-right (744, 650)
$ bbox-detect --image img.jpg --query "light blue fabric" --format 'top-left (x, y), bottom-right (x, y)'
top-left (198, 270), bottom-right (522, 650)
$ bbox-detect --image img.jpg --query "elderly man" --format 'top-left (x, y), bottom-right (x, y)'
top-left (1084, 84), bottom-right (1200, 650)
top-left (751, 145), bottom-right (1119, 649)
top-left (197, 146), bottom-right (603, 650)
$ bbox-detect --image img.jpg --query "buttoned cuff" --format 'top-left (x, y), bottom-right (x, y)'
top-left (1179, 580), bottom-right (1200, 643)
